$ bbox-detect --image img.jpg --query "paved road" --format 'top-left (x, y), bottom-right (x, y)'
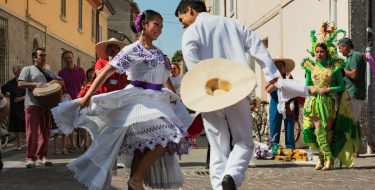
top-left (1, 136), bottom-right (375, 190)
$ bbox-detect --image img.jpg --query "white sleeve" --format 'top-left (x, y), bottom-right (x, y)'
top-left (109, 46), bottom-right (133, 74)
top-left (181, 27), bottom-right (201, 70)
top-left (240, 22), bottom-right (281, 82)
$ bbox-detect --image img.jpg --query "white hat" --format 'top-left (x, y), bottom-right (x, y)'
top-left (181, 58), bottom-right (256, 112)
top-left (95, 38), bottom-right (127, 59)
top-left (272, 58), bottom-right (295, 72)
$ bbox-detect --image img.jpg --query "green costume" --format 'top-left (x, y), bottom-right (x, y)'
top-left (302, 23), bottom-right (360, 169)
top-left (302, 57), bottom-right (345, 164)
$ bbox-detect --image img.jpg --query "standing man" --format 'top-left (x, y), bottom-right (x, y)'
top-left (338, 38), bottom-right (369, 154)
top-left (58, 51), bottom-right (86, 152)
top-left (175, 1), bottom-right (280, 189)
top-left (18, 48), bottom-right (64, 168)
top-left (58, 51), bottom-right (86, 100)
top-left (95, 38), bottom-right (129, 93)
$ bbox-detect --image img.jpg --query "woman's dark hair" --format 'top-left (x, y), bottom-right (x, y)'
top-left (175, 0), bottom-right (207, 16)
top-left (131, 10), bottom-right (163, 33)
top-left (315, 43), bottom-right (328, 53)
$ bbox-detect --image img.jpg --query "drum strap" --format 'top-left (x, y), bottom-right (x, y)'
top-left (34, 65), bottom-right (53, 82)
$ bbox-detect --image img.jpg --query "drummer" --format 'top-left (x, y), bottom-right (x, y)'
top-left (18, 47), bottom-right (64, 168)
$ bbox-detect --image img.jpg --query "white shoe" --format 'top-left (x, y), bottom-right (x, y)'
top-left (38, 157), bottom-right (53, 166)
top-left (26, 160), bottom-right (36, 168)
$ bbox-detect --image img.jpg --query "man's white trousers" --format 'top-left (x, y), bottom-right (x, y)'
top-left (201, 98), bottom-right (253, 190)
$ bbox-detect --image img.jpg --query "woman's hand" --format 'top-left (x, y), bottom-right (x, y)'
top-left (320, 87), bottom-right (331, 94)
top-left (309, 86), bottom-right (318, 94)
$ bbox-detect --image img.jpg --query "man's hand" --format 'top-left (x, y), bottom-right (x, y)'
top-left (49, 80), bottom-right (65, 87)
top-left (268, 77), bottom-right (279, 85)
top-left (35, 82), bottom-right (48, 89)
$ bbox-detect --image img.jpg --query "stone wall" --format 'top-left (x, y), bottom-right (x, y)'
top-left (350, 0), bottom-right (375, 154)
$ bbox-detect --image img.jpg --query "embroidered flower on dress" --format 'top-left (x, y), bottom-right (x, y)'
top-left (132, 44), bottom-right (166, 68)
top-left (112, 52), bottom-right (131, 73)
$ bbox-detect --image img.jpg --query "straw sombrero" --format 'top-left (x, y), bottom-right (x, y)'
top-left (181, 58), bottom-right (256, 113)
top-left (272, 58), bottom-right (295, 73)
top-left (95, 38), bottom-right (126, 59)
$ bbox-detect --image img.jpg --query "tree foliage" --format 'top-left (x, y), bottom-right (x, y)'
top-left (171, 50), bottom-right (183, 63)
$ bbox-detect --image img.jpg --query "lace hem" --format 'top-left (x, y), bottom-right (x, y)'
top-left (120, 119), bottom-right (191, 156)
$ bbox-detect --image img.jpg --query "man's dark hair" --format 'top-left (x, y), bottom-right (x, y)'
top-left (175, 0), bottom-right (207, 17)
top-left (32, 47), bottom-right (46, 58)
top-left (338, 37), bottom-right (354, 49)
top-left (62, 50), bottom-right (73, 58)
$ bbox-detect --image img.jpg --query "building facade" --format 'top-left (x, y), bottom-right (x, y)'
top-left (206, 0), bottom-right (375, 154)
top-left (107, 0), bottom-right (140, 44)
top-left (0, 0), bottom-right (114, 84)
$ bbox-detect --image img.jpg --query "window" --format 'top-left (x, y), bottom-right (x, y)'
top-left (262, 38), bottom-right (268, 48)
top-left (99, 25), bottom-right (102, 42)
top-left (77, 56), bottom-right (81, 67)
top-left (0, 16), bottom-right (8, 85)
top-left (230, 0), bottom-right (234, 13)
top-left (60, 0), bottom-right (66, 19)
top-left (214, 0), bottom-right (220, 15)
top-left (78, 0), bottom-right (82, 31)
top-left (91, 8), bottom-right (95, 40)
top-left (32, 39), bottom-right (39, 51)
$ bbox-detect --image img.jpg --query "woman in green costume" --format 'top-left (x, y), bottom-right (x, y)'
top-left (302, 43), bottom-right (345, 170)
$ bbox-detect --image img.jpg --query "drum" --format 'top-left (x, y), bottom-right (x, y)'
top-left (33, 83), bottom-right (62, 110)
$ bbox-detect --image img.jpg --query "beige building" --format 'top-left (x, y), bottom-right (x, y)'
top-left (206, 0), bottom-right (375, 154)
top-left (205, 0), bottom-right (352, 100)
top-left (0, 0), bottom-right (114, 84)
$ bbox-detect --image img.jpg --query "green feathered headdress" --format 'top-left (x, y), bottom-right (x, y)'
top-left (307, 22), bottom-right (346, 59)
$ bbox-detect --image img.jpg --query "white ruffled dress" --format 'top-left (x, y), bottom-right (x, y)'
top-left (51, 41), bottom-right (193, 190)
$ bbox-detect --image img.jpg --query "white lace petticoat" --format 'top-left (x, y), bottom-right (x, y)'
top-left (51, 86), bottom-right (193, 190)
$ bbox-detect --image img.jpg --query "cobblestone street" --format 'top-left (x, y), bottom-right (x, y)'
top-left (1, 136), bottom-right (375, 190)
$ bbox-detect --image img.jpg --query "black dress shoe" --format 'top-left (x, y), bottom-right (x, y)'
top-left (222, 174), bottom-right (236, 190)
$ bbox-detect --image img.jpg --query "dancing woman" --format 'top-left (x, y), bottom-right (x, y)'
top-left (52, 10), bottom-right (191, 190)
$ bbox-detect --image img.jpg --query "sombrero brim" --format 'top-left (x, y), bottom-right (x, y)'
top-left (95, 40), bottom-right (126, 59)
top-left (181, 58), bottom-right (256, 113)
top-left (273, 58), bottom-right (295, 72)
